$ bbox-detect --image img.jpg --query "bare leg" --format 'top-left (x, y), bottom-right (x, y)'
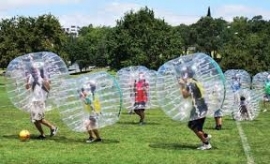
top-left (92, 129), bottom-right (101, 139)
top-left (88, 130), bottom-right (94, 139)
top-left (215, 117), bottom-right (222, 130)
top-left (40, 119), bottom-right (55, 130)
top-left (139, 109), bottom-right (145, 122)
top-left (134, 110), bottom-right (141, 121)
top-left (134, 109), bottom-right (145, 123)
top-left (34, 121), bottom-right (44, 136)
top-left (194, 130), bottom-right (208, 143)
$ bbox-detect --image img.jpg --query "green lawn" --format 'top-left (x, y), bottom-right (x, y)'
top-left (0, 75), bottom-right (270, 164)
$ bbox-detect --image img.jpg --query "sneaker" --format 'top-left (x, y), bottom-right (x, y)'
top-left (94, 138), bottom-right (102, 142)
top-left (86, 137), bottom-right (94, 143)
top-left (139, 121), bottom-right (146, 126)
top-left (215, 125), bottom-right (222, 130)
top-left (36, 135), bottom-right (46, 140)
top-left (86, 138), bottom-right (102, 143)
top-left (197, 143), bottom-right (212, 150)
top-left (50, 127), bottom-right (58, 137)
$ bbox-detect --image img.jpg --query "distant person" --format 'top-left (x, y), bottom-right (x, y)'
top-left (133, 73), bottom-right (149, 125)
top-left (211, 84), bottom-right (223, 130)
top-left (179, 66), bottom-right (212, 150)
top-left (25, 63), bottom-right (58, 139)
top-left (263, 75), bottom-right (270, 107)
top-left (231, 74), bottom-right (241, 105)
top-left (239, 96), bottom-right (250, 120)
top-left (80, 81), bottom-right (102, 143)
top-left (214, 109), bottom-right (222, 130)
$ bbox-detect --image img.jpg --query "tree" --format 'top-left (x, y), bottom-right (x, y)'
top-left (0, 14), bottom-right (67, 69)
top-left (194, 17), bottom-right (227, 59)
top-left (107, 7), bottom-right (182, 70)
top-left (173, 24), bottom-right (197, 54)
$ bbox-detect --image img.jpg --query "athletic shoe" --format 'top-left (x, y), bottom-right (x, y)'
top-left (215, 125), bottom-right (222, 130)
top-left (86, 137), bottom-right (94, 143)
top-left (197, 143), bottom-right (212, 150)
top-left (139, 121), bottom-right (146, 126)
top-left (50, 127), bottom-right (58, 137)
top-left (86, 138), bottom-right (102, 143)
top-left (94, 138), bottom-right (102, 142)
top-left (36, 135), bottom-right (46, 140)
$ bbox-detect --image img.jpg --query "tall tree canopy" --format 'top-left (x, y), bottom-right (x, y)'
top-left (0, 14), bottom-right (66, 68)
top-left (107, 7), bottom-right (183, 70)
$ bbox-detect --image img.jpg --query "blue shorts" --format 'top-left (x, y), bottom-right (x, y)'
top-left (214, 109), bottom-right (223, 117)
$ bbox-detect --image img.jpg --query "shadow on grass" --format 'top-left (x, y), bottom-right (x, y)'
top-left (149, 142), bottom-right (217, 150)
top-left (2, 134), bottom-right (18, 140)
top-left (54, 136), bottom-right (120, 145)
top-left (2, 134), bottom-right (120, 144)
top-left (117, 121), bottom-right (160, 126)
top-left (149, 142), bottom-right (197, 150)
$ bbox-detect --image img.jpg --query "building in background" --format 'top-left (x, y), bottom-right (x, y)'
top-left (62, 25), bottom-right (80, 37)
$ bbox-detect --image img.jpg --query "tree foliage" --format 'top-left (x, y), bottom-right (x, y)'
top-left (1, 9), bottom-right (270, 75)
top-left (0, 14), bottom-right (66, 68)
top-left (107, 7), bottom-right (183, 70)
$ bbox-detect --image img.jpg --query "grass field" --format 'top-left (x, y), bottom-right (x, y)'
top-left (0, 75), bottom-right (270, 164)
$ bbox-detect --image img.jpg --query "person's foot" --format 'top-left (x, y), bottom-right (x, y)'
top-left (50, 127), bottom-right (58, 137)
top-left (86, 137), bottom-right (94, 143)
top-left (94, 138), bottom-right (102, 142)
top-left (36, 134), bottom-right (46, 140)
top-left (86, 138), bottom-right (102, 143)
top-left (197, 143), bottom-right (212, 150)
top-left (139, 121), bottom-right (145, 125)
top-left (215, 125), bottom-right (222, 130)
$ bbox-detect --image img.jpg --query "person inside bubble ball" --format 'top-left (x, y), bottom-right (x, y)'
top-left (231, 73), bottom-right (241, 105)
top-left (239, 96), bottom-right (250, 120)
top-left (133, 72), bottom-right (149, 125)
top-left (79, 81), bottom-right (102, 143)
top-left (178, 66), bottom-right (212, 150)
top-left (263, 75), bottom-right (270, 107)
top-left (25, 62), bottom-right (58, 140)
top-left (212, 84), bottom-right (223, 130)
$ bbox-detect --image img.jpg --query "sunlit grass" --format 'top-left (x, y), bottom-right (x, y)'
top-left (0, 76), bottom-right (270, 164)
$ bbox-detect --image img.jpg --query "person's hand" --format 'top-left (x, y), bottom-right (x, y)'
top-left (178, 78), bottom-right (186, 88)
top-left (25, 83), bottom-right (31, 90)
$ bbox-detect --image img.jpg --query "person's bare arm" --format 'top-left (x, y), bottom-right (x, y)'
top-left (181, 88), bottom-right (190, 98)
top-left (25, 76), bottom-right (31, 89)
top-left (43, 80), bottom-right (51, 91)
top-left (178, 78), bottom-right (190, 98)
top-left (25, 83), bottom-right (31, 89)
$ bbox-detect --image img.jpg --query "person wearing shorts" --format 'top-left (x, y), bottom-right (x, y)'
top-left (239, 96), bottom-right (249, 120)
top-left (26, 64), bottom-right (58, 140)
top-left (231, 74), bottom-right (241, 105)
top-left (80, 82), bottom-right (102, 143)
top-left (179, 66), bottom-right (212, 150)
top-left (133, 74), bottom-right (149, 125)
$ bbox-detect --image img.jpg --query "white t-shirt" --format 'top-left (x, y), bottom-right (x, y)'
top-left (28, 74), bottom-right (48, 102)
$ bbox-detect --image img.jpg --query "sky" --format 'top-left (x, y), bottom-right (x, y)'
top-left (0, 0), bottom-right (270, 27)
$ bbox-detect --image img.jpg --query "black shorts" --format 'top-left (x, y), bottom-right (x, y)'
top-left (188, 117), bottom-right (206, 131)
top-left (134, 102), bottom-right (146, 110)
